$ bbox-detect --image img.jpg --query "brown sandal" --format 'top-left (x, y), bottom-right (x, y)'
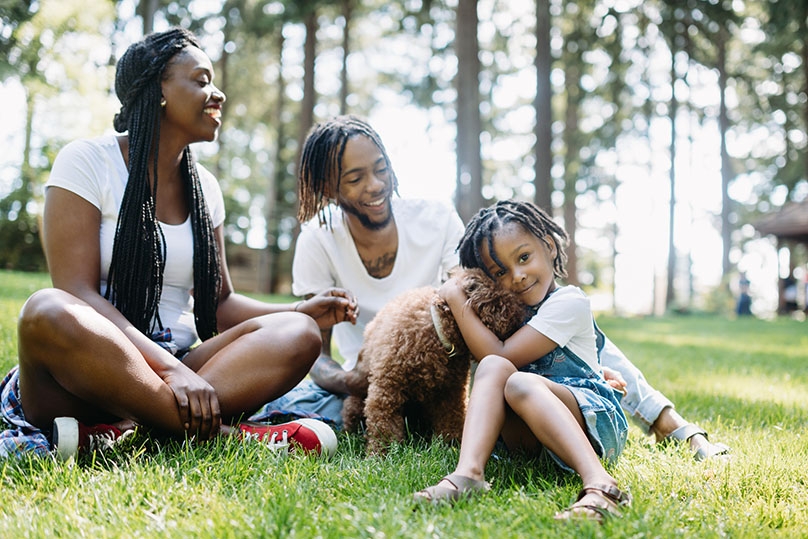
top-left (554, 483), bottom-right (632, 523)
top-left (413, 473), bottom-right (491, 504)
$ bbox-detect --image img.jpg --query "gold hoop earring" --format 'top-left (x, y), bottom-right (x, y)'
top-left (160, 98), bottom-right (166, 108)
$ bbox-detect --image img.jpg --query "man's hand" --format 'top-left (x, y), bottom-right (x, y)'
top-left (296, 288), bottom-right (359, 330)
top-left (602, 365), bottom-right (627, 393)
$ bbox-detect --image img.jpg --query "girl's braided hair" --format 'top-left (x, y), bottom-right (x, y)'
top-left (458, 199), bottom-right (569, 280)
top-left (106, 27), bottom-right (221, 341)
top-left (297, 115), bottom-right (398, 228)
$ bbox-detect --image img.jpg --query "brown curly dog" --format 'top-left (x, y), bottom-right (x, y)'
top-left (343, 267), bottom-right (531, 454)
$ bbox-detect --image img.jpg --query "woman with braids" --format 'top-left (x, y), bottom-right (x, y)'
top-left (414, 200), bottom-right (631, 523)
top-left (0, 28), bottom-right (356, 460)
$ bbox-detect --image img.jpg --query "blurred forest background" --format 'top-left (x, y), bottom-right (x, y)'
top-left (1, 0), bottom-right (807, 317)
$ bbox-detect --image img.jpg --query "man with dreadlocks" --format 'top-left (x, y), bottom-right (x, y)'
top-left (0, 28), bottom-right (355, 460)
top-left (252, 115), bottom-right (466, 424)
top-left (257, 115), bottom-right (730, 463)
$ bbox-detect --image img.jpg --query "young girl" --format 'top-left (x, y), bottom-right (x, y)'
top-left (414, 200), bottom-right (631, 522)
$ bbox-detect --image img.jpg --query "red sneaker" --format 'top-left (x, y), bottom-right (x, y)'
top-left (237, 418), bottom-right (337, 457)
top-left (52, 417), bottom-right (135, 461)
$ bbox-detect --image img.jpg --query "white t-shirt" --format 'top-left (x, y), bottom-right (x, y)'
top-left (292, 197), bottom-right (465, 370)
top-left (526, 285), bottom-right (600, 372)
top-left (45, 134), bottom-right (225, 350)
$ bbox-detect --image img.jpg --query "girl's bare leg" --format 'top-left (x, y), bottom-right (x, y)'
top-left (502, 372), bottom-right (618, 509)
top-left (433, 355), bottom-right (517, 488)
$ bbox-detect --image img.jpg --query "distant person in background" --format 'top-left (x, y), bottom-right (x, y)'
top-left (781, 274), bottom-right (798, 314)
top-left (256, 115), bottom-right (731, 462)
top-left (0, 28), bottom-right (355, 460)
top-left (803, 270), bottom-right (808, 314)
top-left (736, 272), bottom-right (752, 316)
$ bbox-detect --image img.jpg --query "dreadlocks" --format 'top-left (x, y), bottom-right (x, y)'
top-left (106, 27), bottom-right (221, 341)
top-left (297, 115), bottom-right (399, 228)
top-left (458, 200), bottom-right (569, 280)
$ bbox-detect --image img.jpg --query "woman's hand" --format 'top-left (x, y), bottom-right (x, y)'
top-left (160, 362), bottom-right (221, 440)
top-left (295, 288), bottom-right (359, 330)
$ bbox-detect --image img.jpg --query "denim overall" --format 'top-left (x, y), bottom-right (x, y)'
top-left (519, 322), bottom-right (629, 469)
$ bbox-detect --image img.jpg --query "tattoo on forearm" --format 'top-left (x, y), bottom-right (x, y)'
top-left (310, 356), bottom-right (340, 379)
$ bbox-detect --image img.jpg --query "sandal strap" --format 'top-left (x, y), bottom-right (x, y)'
top-left (555, 484), bottom-right (631, 522)
top-left (665, 423), bottom-right (708, 444)
top-left (414, 474), bottom-right (490, 504)
top-left (694, 441), bottom-right (731, 461)
top-left (564, 503), bottom-right (612, 520)
top-left (578, 483), bottom-right (632, 507)
top-left (442, 473), bottom-right (491, 492)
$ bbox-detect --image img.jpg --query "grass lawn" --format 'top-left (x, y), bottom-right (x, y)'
top-left (0, 269), bottom-right (806, 537)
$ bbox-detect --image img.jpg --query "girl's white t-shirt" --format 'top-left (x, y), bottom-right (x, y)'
top-left (526, 285), bottom-right (600, 372)
top-left (45, 135), bottom-right (225, 349)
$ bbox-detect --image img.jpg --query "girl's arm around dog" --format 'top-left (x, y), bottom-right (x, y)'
top-left (438, 277), bottom-right (555, 369)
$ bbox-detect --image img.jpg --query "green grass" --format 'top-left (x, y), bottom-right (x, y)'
top-left (0, 270), bottom-right (806, 537)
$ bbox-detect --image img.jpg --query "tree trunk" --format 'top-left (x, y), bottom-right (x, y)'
top-left (666, 49), bottom-right (678, 310)
top-left (296, 9), bottom-right (318, 179)
top-left (140, 0), bottom-right (159, 34)
top-left (562, 63), bottom-right (580, 286)
top-left (717, 26), bottom-right (732, 280)
top-left (339, 0), bottom-right (352, 115)
top-left (22, 88), bottom-right (33, 186)
top-left (260, 31), bottom-right (287, 294)
top-left (801, 11), bottom-right (808, 184)
top-left (454, 0), bottom-right (483, 223)
top-left (212, 17), bottom-right (231, 181)
top-left (533, 0), bottom-right (552, 213)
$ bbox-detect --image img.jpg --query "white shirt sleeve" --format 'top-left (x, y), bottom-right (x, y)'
top-left (46, 139), bottom-right (108, 209)
top-left (291, 221), bottom-right (339, 297)
top-left (527, 286), bottom-right (599, 370)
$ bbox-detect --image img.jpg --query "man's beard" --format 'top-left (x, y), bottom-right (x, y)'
top-left (340, 197), bottom-right (393, 231)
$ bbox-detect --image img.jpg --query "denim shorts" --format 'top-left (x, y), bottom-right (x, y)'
top-left (519, 345), bottom-right (629, 470)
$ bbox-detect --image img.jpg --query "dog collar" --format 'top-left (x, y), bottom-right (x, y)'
top-left (430, 303), bottom-right (458, 358)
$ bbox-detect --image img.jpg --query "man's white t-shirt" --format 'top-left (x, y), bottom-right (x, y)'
top-left (526, 285), bottom-right (600, 373)
top-left (292, 197), bottom-right (465, 370)
top-left (45, 134), bottom-right (226, 350)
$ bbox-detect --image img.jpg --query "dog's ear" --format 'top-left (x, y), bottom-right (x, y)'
top-left (459, 268), bottom-right (489, 294)
top-left (461, 267), bottom-right (532, 341)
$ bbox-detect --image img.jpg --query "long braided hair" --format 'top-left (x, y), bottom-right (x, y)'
top-left (297, 115), bottom-right (398, 228)
top-left (457, 200), bottom-right (569, 280)
top-left (106, 27), bottom-right (221, 341)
